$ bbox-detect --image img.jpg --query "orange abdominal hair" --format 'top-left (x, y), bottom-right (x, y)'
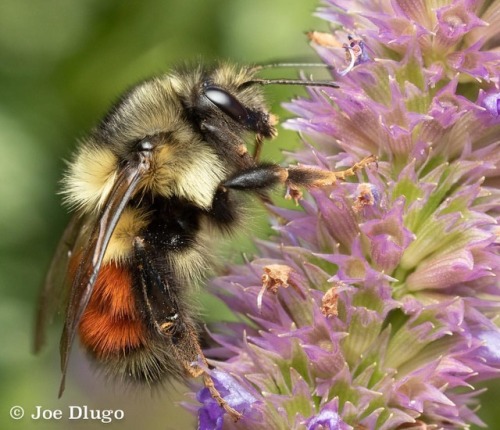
top-left (78, 263), bottom-right (146, 359)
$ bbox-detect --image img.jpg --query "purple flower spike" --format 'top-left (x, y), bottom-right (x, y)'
top-left (187, 0), bottom-right (500, 428)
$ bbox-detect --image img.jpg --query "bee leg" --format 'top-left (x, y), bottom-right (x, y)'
top-left (283, 154), bottom-right (377, 201)
top-left (221, 162), bottom-right (288, 191)
top-left (182, 335), bottom-right (242, 421)
top-left (252, 134), bottom-right (264, 162)
top-left (206, 185), bottom-right (240, 227)
top-left (202, 372), bottom-right (242, 422)
top-left (223, 155), bottom-right (376, 200)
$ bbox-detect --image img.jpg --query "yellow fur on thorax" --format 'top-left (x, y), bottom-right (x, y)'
top-left (63, 133), bottom-right (227, 216)
top-left (150, 133), bottom-right (228, 209)
top-left (103, 207), bottom-right (150, 264)
top-left (61, 144), bottom-right (118, 213)
top-left (168, 243), bottom-right (211, 286)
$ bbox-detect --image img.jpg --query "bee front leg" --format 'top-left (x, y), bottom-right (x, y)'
top-left (223, 155), bottom-right (376, 202)
top-left (183, 366), bottom-right (242, 421)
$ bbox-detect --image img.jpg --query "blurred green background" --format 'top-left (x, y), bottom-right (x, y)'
top-left (0, 1), bottom-right (498, 429)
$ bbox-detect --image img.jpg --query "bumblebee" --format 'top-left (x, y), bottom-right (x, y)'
top-left (35, 62), bottom-right (374, 418)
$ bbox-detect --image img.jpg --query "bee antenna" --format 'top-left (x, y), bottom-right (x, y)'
top-left (240, 79), bottom-right (339, 89)
top-left (252, 62), bottom-right (334, 72)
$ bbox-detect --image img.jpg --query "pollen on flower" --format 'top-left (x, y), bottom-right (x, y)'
top-left (339, 35), bottom-right (369, 75)
top-left (321, 285), bottom-right (340, 318)
top-left (352, 183), bottom-right (378, 212)
top-left (307, 31), bottom-right (369, 75)
top-left (262, 264), bottom-right (295, 294)
top-left (307, 31), bottom-right (343, 48)
top-left (257, 264), bottom-right (303, 311)
top-left (285, 185), bottom-right (303, 204)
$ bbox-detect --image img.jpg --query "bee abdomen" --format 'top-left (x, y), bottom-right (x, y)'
top-left (79, 263), bottom-right (147, 358)
top-left (77, 262), bottom-right (188, 384)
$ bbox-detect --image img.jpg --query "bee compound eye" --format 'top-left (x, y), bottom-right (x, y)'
top-left (204, 86), bottom-right (249, 122)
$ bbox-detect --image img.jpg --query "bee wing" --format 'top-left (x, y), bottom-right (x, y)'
top-left (58, 151), bottom-right (152, 397)
top-left (34, 213), bottom-right (87, 354)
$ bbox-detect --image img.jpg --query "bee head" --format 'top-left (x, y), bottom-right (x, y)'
top-left (169, 63), bottom-right (278, 151)
top-left (63, 62), bottom-right (337, 214)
